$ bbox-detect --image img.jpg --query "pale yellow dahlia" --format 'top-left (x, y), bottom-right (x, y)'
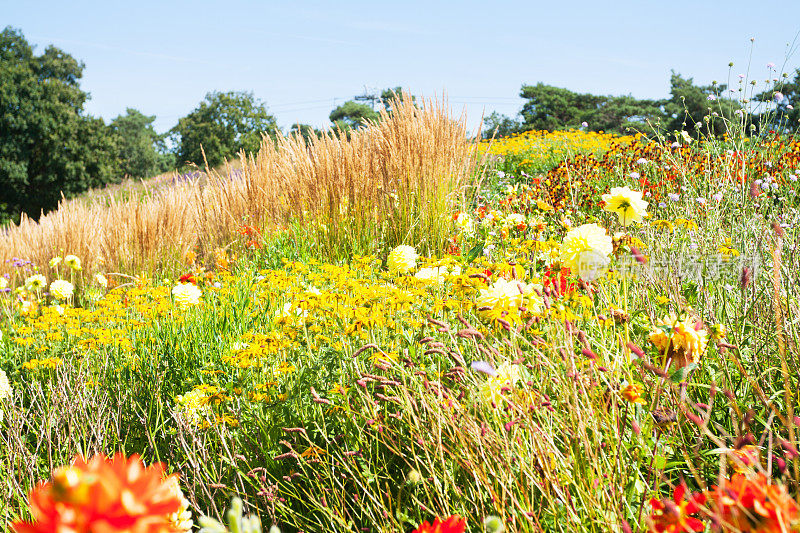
top-left (172, 283), bottom-right (202, 309)
top-left (476, 277), bottom-right (543, 313)
top-left (25, 274), bottom-right (47, 291)
top-left (64, 255), bottom-right (82, 271)
top-left (602, 186), bottom-right (648, 226)
top-left (559, 223), bottom-right (613, 282)
top-left (49, 280), bottom-right (74, 300)
top-left (387, 245), bottom-right (418, 274)
top-left (480, 363), bottom-right (523, 404)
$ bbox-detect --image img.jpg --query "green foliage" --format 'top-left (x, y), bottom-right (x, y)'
top-left (329, 100), bottom-right (379, 131)
top-left (171, 91), bottom-right (278, 168)
top-left (756, 68), bottom-right (800, 133)
top-left (517, 83), bottom-right (665, 134)
top-left (483, 111), bottom-right (520, 139)
top-left (0, 27), bottom-right (118, 223)
top-left (109, 108), bottom-right (173, 179)
top-left (662, 72), bottom-right (741, 138)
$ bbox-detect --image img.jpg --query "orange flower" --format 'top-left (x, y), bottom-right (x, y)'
top-left (621, 383), bottom-right (647, 404)
top-left (13, 453), bottom-right (183, 533)
top-left (648, 483), bottom-right (706, 533)
top-left (706, 473), bottom-right (799, 533)
top-left (413, 515), bottom-right (467, 533)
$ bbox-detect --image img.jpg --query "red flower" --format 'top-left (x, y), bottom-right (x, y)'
top-left (412, 515), bottom-right (466, 533)
top-left (706, 473), bottom-right (799, 533)
top-left (648, 483), bottom-right (706, 533)
top-left (12, 453), bottom-right (183, 533)
top-left (178, 273), bottom-right (197, 285)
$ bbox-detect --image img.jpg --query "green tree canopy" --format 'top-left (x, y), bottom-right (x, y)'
top-left (329, 100), bottom-right (379, 131)
top-left (755, 68), bottom-right (800, 133)
top-left (663, 72), bottom-right (740, 138)
top-left (171, 91), bottom-right (278, 168)
top-left (109, 108), bottom-right (173, 179)
top-left (0, 27), bottom-right (117, 222)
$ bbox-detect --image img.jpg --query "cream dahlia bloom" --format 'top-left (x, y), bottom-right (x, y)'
top-left (477, 277), bottom-right (543, 313)
top-left (172, 283), bottom-right (202, 309)
top-left (0, 277), bottom-right (7, 289)
top-left (49, 279), bottom-right (74, 300)
top-left (94, 273), bottom-right (108, 288)
top-left (415, 266), bottom-right (449, 285)
top-left (601, 186), bottom-right (648, 226)
top-left (649, 313), bottom-right (708, 367)
top-left (0, 369), bottom-right (12, 401)
top-left (387, 245), bottom-right (418, 274)
top-left (25, 274), bottom-right (47, 291)
top-left (164, 476), bottom-right (194, 532)
top-left (454, 211), bottom-right (475, 234)
top-left (480, 362), bottom-right (522, 404)
top-left (560, 223), bottom-right (613, 282)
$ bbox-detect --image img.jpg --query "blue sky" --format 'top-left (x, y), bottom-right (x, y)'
top-left (2, 1), bottom-right (799, 134)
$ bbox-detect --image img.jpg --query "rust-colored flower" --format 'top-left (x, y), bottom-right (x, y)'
top-left (13, 453), bottom-right (183, 533)
top-left (706, 473), bottom-right (799, 533)
top-left (413, 515), bottom-right (467, 533)
top-left (621, 383), bottom-right (647, 404)
top-left (648, 483), bottom-right (706, 533)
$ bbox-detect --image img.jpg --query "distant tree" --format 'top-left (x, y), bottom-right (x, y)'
top-left (663, 72), bottom-right (740, 138)
top-left (287, 123), bottom-right (321, 142)
top-left (171, 91), bottom-right (277, 168)
top-left (0, 27), bottom-right (118, 222)
top-left (379, 87), bottom-right (416, 114)
top-left (482, 111), bottom-right (521, 139)
top-left (516, 83), bottom-right (667, 134)
top-left (109, 108), bottom-right (173, 178)
top-left (329, 100), bottom-right (380, 131)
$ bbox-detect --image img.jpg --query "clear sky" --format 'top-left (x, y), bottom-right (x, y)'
top-left (2, 0), bottom-right (799, 135)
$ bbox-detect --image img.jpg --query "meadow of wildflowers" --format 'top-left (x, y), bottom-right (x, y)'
top-left (2, 94), bottom-right (800, 532)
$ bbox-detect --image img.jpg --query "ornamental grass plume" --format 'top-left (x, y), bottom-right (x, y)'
top-left (602, 186), bottom-right (648, 226)
top-left (559, 223), bottom-right (613, 282)
top-left (649, 313), bottom-right (708, 368)
top-left (11, 453), bottom-right (184, 533)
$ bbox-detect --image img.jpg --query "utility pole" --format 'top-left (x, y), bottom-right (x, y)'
top-left (354, 86), bottom-right (379, 110)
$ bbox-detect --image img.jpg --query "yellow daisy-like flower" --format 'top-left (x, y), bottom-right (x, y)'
top-left (559, 223), bottom-right (613, 282)
top-left (648, 313), bottom-right (708, 368)
top-left (387, 245), bottom-right (418, 274)
top-left (602, 186), bottom-right (648, 226)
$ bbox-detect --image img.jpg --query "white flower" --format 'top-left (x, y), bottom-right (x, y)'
top-left (415, 266), bottom-right (448, 285)
top-left (94, 273), bottom-right (108, 288)
top-left (64, 255), bottom-right (81, 271)
top-left (454, 211), bottom-right (475, 234)
top-left (696, 197), bottom-right (707, 205)
top-left (712, 192), bottom-right (723, 202)
top-left (0, 278), bottom-right (7, 290)
top-left (503, 213), bottom-right (526, 228)
top-left (49, 279), bottom-right (74, 300)
top-left (560, 224), bottom-right (613, 282)
top-left (25, 274), bottom-right (46, 291)
top-left (172, 283), bottom-right (202, 309)
top-left (601, 186), bottom-right (648, 226)
top-left (164, 477), bottom-right (194, 533)
top-left (387, 245), bottom-right (418, 274)
top-left (49, 256), bottom-right (62, 268)
top-left (0, 369), bottom-right (12, 401)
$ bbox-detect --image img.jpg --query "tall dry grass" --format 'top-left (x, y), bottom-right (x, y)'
top-left (0, 95), bottom-right (480, 277)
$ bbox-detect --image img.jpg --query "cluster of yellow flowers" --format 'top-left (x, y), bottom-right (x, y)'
top-left (479, 129), bottom-right (635, 158)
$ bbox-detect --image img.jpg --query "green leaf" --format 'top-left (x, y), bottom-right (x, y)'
top-left (465, 242), bottom-right (484, 264)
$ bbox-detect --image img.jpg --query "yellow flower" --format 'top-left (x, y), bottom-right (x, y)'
top-left (49, 279), bottom-right (74, 300)
top-left (559, 223), bottom-right (613, 282)
top-left (649, 313), bottom-right (708, 367)
top-left (621, 383), bottom-right (646, 404)
top-left (476, 278), bottom-right (542, 314)
top-left (480, 363), bottom-right (522, 405)
top-left (164, 476), bottom-right (193, 532)
top-left (49, 256), bottom-right (62, 268)
top-left (64, 255), bottom-right (82, 271)
top-left (387, 245), bottom-right (418, 274)
top-left (25, 274), bottom-right (47, 291)
top-left (172, 283), bottom-right (202, 309)
top-left (414, 266), bottom-right (448, 285)
top-left (0, 277), bottom-right (7, 289)
top-left (601, 186), bottom-right (648, 226)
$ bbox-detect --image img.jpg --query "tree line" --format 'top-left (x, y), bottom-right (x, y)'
top-left (2, 26), bottom-right (798, 223)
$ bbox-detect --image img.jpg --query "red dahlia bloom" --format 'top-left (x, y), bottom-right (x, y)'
top-left (412, 515), bottom-right (467, 533)
top-left (648, 483), bottom-right (706, 533)
top-left (706, 473), bottom-right (799, 533)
